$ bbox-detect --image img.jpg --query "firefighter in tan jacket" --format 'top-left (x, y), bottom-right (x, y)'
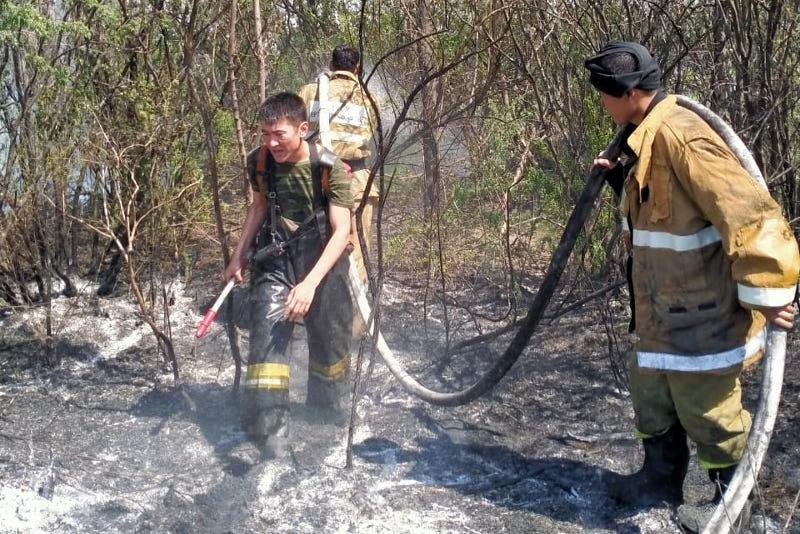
top-left (585, 42), bottom-right (799, 530)
top-left (298, 45), bottom-right (379, 328)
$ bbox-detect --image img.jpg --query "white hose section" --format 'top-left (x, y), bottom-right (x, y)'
top-left (346, 256), bottom-right (394, 373)
top-left (317, 73), bottom-right (332, 150)
top-left (676, 95), bottom-right (788, 534)
top-left (705, 328), bottom-right (785, 534)
top-left (675, 96), bottom-right (767, 188)
top-left (346, 254), bottom-right (463, 402)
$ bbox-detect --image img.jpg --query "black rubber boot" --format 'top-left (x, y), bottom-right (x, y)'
top-left (241, 388), bottom-right (290, 444)
top-left (605, 424), bottom-right (689, 507)
top-left (677, 465), bottom-right (751, 533)
top-left (306, 376), bottom-right (350, 426)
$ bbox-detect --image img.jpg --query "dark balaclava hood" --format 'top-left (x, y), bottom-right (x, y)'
top-left (584, 41), bottom-right (661, 97)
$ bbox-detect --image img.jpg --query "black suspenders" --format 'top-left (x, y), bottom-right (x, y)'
top-left (254, 145), bottom-right (332, 243)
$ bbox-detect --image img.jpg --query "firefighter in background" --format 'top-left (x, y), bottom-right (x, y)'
top-left (585, 41), bottom-right (799, 531)
top-left (298, 45), bottom-right (378, 335)
top-left (224, 93), bottom-right (354, 443)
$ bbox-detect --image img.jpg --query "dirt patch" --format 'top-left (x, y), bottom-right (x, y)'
top-left (0, 278), bottom-right (797, 533)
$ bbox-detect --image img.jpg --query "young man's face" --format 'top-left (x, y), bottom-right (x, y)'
top-left (600, 91), bottom-right (636, 125)
top-left (261, 118), bottom-right (309, 163)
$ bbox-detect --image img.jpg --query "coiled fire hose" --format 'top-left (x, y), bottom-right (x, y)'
top-left (349, 96), bottom-right (785, 532)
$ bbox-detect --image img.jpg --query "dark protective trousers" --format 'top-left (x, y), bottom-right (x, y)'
top-left (242, 220), bottom-right (353, 438)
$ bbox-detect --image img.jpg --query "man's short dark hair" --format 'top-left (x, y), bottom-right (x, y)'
top-left (256, 92), bottom-right (307, 125)
top-left (598, 52), bottom-right (637, 75)
top-left (331, 45), bottom-right (360, 72)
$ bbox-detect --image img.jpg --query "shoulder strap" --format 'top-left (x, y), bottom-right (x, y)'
top-left (319, 147), bottom-right (336, 200)
top-left (308, 143), bottom-right (334, 210)
top-left (254, 146), bottom-right (277, 198)
top-left (255, 146), bottom-right (281, 242)
top-left (316, 73), bottom-right (333, 150)
top-left (308, 142), bottom-right (336, 241)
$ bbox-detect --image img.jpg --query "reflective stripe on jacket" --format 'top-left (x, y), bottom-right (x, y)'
top-left (298, 70), bottom-right (376, 160)
top-left (620, 95), bottom-right (800, 372)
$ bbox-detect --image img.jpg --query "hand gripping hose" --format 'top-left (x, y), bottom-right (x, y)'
top-left (674, 96), bottom-right (788, 534)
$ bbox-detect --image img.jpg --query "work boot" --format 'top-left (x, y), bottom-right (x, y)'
top-left (244, 405), bottom-right (289, 443)
top-left (604, 424), bottom-right (689, 507)
top-left (241, 389), bottom-right (290, 444)
top-left (677, 465), bottom-right (751, 533)
top-left (306, 378), bottom-right (349, 426)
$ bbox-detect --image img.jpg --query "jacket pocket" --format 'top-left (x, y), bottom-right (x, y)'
top-left (643, 246), bottom-right (710, 294)
top-left (654, 291), bottom-right (722, 328)
top-left (647, 160), bottom-right (672, 223)
top-left (652, 289), bottom-right (733, 354)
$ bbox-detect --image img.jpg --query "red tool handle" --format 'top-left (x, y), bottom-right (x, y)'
top-left (195, 280), bottom-right (236, 338)
top-left (195, 309), bottom-right (218, 338)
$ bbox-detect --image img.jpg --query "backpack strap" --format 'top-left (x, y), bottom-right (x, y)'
top-left (254, 146), bottom-right (278, 197)
top-left (308, 142), bottom-right (335, 210)
top-left (316, 73), bottom-right (333, 150)
top-left (319, 148), bottom-right (336, 200)
top-left (308, 142), bottom-right (338, 241)
top-left (254, 146), bottom-right (280, 242)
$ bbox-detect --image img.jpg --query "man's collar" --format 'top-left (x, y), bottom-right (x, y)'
top-left (626, 93), bottom-right (676, 158)
top-left (620, 90), bottom-right (666, 159)
top-left (622, 93), bottom-right (676, 194)
top-left (330, 70), bottom-right (359, 82)
top-left (643, 89), bottom-right (667, 117)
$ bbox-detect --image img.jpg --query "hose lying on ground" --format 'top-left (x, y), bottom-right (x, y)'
top-left (349, 97), bottom-right (786, 532)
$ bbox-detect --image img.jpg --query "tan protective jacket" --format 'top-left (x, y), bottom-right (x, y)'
top-left (621, 95), bottom-right (799, 372)
top-left (298, 70), bottom-right (376, 161)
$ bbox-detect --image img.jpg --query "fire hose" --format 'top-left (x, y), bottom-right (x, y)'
top-left (674, 96), bottom-right (786, 534)
top-left (348, 95), bottom-right (785, 532)
top-left (346, 124), bottom-right (626, 406)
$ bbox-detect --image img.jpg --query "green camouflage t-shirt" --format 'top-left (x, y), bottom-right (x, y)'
top-left (247, 145), bottom-right (353, 223)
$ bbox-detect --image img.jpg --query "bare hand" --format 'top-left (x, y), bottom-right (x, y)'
top-left (593, 151), bottom-right (618, 170)
top-left (761, 303), bottom-right (796, 330)
top-left (223, 255), bottom-right (248, 284)
top-left (284, 280), bottom-right (317, 321)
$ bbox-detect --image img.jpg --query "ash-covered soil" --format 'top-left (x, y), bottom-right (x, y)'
top-left (0, 275), bottom-right (798, 533)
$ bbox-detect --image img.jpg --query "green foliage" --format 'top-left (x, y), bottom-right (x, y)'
top-left (383, 219), bottom-right (425, 269)
top-left (2, 0), bottom-right (799, 310)
top-left (0, 3), bottom-right (58, 39)
top-left (0, 2), bottom-right (90, 43)
top-left (212, 109), bottom-right (236, 166)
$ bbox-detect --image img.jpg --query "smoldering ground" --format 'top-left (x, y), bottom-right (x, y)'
top-left (0, 278), bottom-right (797, 533)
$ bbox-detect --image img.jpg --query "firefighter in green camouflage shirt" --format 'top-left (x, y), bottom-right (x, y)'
top-left (224, 93), bottom-right (354, 444)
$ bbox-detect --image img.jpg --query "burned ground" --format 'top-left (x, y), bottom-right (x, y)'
top-left (0, 275), bottom-right (798, 533)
